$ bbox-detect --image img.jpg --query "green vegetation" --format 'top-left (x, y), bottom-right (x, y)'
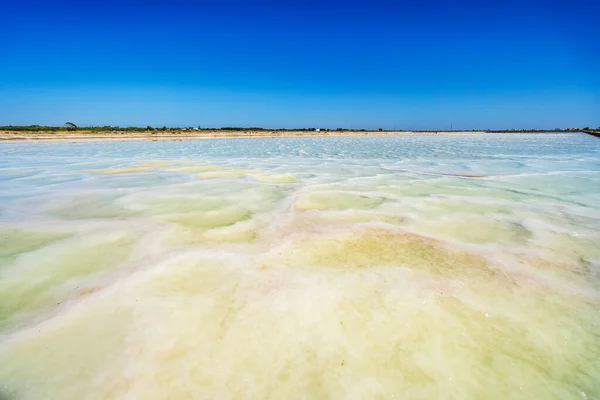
top-left (0, 125), bottom-right (590, 133)
top-left (64, 122), bottom-right (78, 130)
top-left (220, 127), bottom-right (264, 131)
top-left (0, 125), bottom-right (159, 132)
top-left (0, 125), bottom-right (322, 132)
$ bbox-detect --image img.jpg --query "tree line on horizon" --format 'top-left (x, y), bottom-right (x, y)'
top-left (0, 124), bottom-right (597, 133)
top-left (0, 124), bottom-right (320, 132)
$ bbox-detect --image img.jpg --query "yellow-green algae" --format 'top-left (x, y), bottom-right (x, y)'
top-left (310, 179), bottom-right (531, 201)
top-left (418, 197), bottom-right (513, 216)
top-left (168, 165), bottom-right (240, 173)
top-left (200, 221), bottom-right (259, 243)
top-left (0, 228), bottom-right (69, 268)
top-left (0, 293), bottom-right (134, 399)
top-left (134, 196), bottom-right (226, 215)
top-left (288, 210), bottom-right (406, 228)
top-left (85, 166), bottom-right (151, 174)
top-left (410, 217), bottom-right (532, 245)
top-left (133, 161), bottom-right (177, 168)
top-left (285, 228), bottom-right (494, 278)
top-left (0, 231), bottom-right (137, 329)
top-left (196, 170), bottom-right (250, 179)
top-left (537, 230), bottom-right (600, 264)
top-left (295, 191), bottom-right (386, 211)
top-left (249, 173), bottom-right (297, 183)
top-left (1, 227), bottom-right (597, 399)
top-left (132, 196), bottom-right (254, 231)
top-left (164, 205), bottom-right (253, 230)
top-left (85, 160), bottom-right (181, 174)
top-left (45, 193), bottom-right (139, 219)
top-left (130, 185), bottom-right (288, 238)
top-left (1, 155), bottom-right (599, 399)
top-left (376, 179), bottom-right (539, 201)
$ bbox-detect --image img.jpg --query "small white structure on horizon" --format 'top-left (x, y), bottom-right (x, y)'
top-left (315, 128), bottom-right (321, 132)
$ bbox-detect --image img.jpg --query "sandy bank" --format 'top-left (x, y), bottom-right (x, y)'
top-left (0, 130), bottom-right (485, 141)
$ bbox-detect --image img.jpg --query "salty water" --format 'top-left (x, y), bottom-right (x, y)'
top-left (1, 133), bottom-right (599, 399)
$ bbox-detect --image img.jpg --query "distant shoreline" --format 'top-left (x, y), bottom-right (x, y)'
top-left (0, 129), bottom-right (592, 141)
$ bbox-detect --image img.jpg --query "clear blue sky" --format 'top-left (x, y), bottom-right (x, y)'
top-left (1, 0), bottom-right (598, 129)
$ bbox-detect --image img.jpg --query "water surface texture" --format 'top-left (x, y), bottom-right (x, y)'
top-left (1, 133), bottom-right (600, 399)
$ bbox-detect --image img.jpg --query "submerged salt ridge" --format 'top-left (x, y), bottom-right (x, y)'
top-left (0, 133), bottom-right (599, 399)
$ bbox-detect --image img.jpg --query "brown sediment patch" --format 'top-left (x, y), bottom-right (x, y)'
top-left (75, 287), bottom-right (101, 297)
top-left (284, 227), bottom-right (494, 279)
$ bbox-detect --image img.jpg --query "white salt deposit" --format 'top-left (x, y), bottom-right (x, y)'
top-left (0, 133), bottom-right (599, 399)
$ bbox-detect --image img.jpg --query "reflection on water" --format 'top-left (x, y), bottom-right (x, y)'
top-left (0, 133), bottom-right (599, 399)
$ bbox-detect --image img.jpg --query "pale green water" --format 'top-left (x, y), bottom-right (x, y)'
top-left (0, 133), bottom-right (599, 399)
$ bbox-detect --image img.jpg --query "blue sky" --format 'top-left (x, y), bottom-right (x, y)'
top-left (1, 0), bottom-right (598, 129)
